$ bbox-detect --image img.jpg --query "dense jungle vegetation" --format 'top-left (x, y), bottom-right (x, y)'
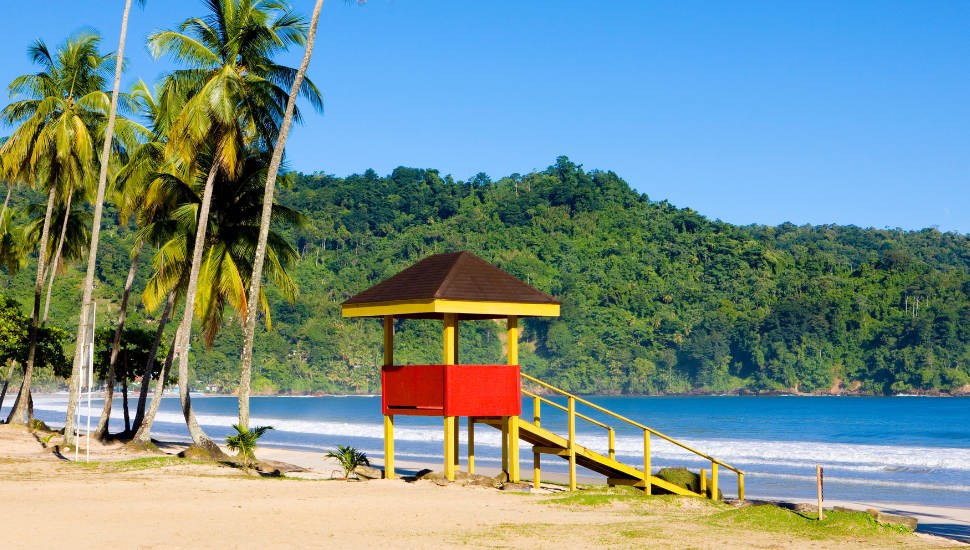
top-left (6, 156), bottom-right (970, 396)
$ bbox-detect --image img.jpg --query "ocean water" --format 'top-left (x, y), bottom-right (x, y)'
top-left (7, 394), bottom-right (970, 508)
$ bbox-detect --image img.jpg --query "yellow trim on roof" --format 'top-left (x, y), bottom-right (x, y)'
top-left (342, 299), bottom-right (560, 318)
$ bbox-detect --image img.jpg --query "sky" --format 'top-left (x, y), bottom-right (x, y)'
top-left (0, 1), bottom-right (968, 233)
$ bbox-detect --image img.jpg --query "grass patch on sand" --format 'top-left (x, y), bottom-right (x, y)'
top-left (72, 456), bottom-right (213, 472)
top-left (542, 484), bottom-right (725, 509)
top-left (704, 505), bottom-right (912, 542)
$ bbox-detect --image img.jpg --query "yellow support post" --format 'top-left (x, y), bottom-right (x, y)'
top-left (443, 314), bottom-right (457, 480)
top-left (383, 316), bottom-right (394, 480)
top-left (643, 430), bottom-right (651, 495)
top-left (510, 414), bottom-right (520, 482)
top-left (712, 462), bottom-right (719, 500)
top-left (443, 313), bottom-right (456, 365)
top-left (533, 397), bottom-right (540, 490)
top-left (508, 315), bottom-right (520, 483)
top-left (384, 415), bottom-right (394, 479)
top-left (468, 418), bottom-right (475, 474)
top-left (501, 415), bottom-right (509, 478)
top-left (607, 428), bottom-right (616, 488)
top-left (568, 396), bottom-right (576, 491)
top-left (700, 468), bottom-right (707, 498)
top-left (453, 418), bottom-right (460, 473)
top-left (444, 416), bottom-right (455, 481)
top-left (383, 316), bottom-right (394, 366)
top-left (507, 316), bottom-right (518, 365)
top-left (738, 472), bottom-right (745, 500)
top-left (453, 316), bottom-right (460, 365)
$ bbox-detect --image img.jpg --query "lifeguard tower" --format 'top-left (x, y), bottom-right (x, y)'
top-left (342, 251), bottom-right (745, 498)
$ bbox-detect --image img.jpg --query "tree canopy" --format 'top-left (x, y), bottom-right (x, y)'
top-left (8, 155), bottom-right (970, 396)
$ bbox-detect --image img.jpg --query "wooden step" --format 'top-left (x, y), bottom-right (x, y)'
top-left (477, 417), bottom-right (700, 497)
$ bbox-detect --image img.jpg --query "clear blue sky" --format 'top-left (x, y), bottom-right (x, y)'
top-left (2, 1), bottom-right (969, 232)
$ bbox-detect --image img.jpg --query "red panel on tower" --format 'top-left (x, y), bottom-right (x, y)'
top-left (382, 364), bottom-right (444, 414)
top-left (444, 364), bottom-right (521, 417)
top-left (381, 364), bottom-right (521, 417)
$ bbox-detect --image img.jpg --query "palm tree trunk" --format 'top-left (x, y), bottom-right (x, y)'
top-left (0, 359), bottom-right (17, 416)
top-left (122, 370), bottom-right (130, 433)
top-left (132, 289), bottom-right (174, 432)
top-left (7, 187), bottom-right (56, 425)
top-left (171, 144), bottom-right (226, 458)
top-left (65, 0), bottom-right (136, 447)
top-left (238, 0), bottom-right (326, 429)
top-left (174, 313), bottom-right (221, 457)
top-left (93, 242), bottom-right (142, 439)
top-left (129, 323), bottom-right (177, 449)
top-left (0, 184), bottom-right (13, 226)
top-left (43, 188), bottom-right (73, 326)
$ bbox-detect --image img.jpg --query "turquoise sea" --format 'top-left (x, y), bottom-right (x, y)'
top-left (12, 394), bottom-right (970, 508)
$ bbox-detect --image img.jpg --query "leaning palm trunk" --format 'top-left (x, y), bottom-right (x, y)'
top-left (131, 289), bottom-right (174, 432)
top-left (42, 188), bottom-right (74, 325)
top-left (238, 0), bottom-right (327, 429)
top-left (171, 153), bottom-right (226, 458)
top-left (121, 370), bottom-right (130, 432)
top-left (0, 359), bottom-right (18, 414)
top-left (7, 188), bottom-right (56, 425)
top-left (64, 0), bottom-right (136, 447)
top-left (129, 320), bottom-right (177, 449)
top-left (0, 184), bottom-right (13, 228)
top-left (93, 242), bottom-right (143, 439)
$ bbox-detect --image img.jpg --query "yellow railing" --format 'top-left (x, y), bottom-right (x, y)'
top-left (521, 373), bottom-right (745, 499)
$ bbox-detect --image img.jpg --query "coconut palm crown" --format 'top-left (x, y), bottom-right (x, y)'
top-left (148, 0), bottom-right (323, 175)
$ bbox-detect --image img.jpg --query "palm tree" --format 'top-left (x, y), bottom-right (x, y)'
top-left (0, 30), bottom-right (118, 426)
top-left (0, 206), bottom-right (26, 275)
top-left (325, 445), bottom-right (370, 479)
top-left (128, 290), bottom-right (176, 448)
top-left (17, 197), bottom-right (93, 325)
top-left (141, 150), bottom-right (302, 345)
top-left (238, 0), bottom-right (364, 429)
top-left (226, 424), bottom-right (274, 473)
top-left (129, 147), bottom-right (301, 446)
top-left (65, 0), bottom-right (146, 447)
top-left (146, 0), bottom-right (320, 455)
top-left (93, 81), bottom-right (159, 440)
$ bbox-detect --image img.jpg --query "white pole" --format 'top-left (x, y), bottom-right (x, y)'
top-left (75, 394), bottom-right (80, 462)
top-left (86, 376), bottom-right (91, 463)
top-left (86, 303), bottom-right (95, 462)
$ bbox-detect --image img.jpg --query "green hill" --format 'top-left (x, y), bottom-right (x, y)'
top-left (7, 156), bottom-right (970, 395)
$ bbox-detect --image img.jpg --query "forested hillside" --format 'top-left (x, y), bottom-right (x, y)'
top-left (7, 156), bottom-right (970, 396)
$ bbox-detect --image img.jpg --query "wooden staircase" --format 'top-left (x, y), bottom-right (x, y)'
top-left (476, 417), bottom-right (701, 496)
top-left (469, 374), bottom-right (745, 500)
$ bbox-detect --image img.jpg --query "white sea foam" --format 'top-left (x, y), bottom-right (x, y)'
top-left (23, 398), bottom-right (970, 473)
top-left (750, 471), bottom-right (970, 493)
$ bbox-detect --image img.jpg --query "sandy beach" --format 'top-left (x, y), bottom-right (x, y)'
top-left (0, 424), bottom-right (966, 550)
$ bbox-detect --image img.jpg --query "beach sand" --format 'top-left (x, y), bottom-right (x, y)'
top-left (0, 424), bottom-right (965, 550)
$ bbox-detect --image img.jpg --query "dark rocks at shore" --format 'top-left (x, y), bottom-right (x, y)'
top-left (353, 465), bottom-right (384, 480)
top-left (654, 467), bottom-right (723, 499)
top-left (412, 469), bottom-right (504, 488)
top-left (255, 459), bottom-right (309, 474)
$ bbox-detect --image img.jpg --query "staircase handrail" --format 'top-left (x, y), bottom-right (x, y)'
top-left (521, 373), bottom-right (745, 475)
top-left (522, 389), bottom-right (611, 429)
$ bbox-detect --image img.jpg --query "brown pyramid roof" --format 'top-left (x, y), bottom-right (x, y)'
top-left (342, 251), bottom-right (560, 319)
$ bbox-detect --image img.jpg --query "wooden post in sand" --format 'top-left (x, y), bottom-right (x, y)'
top-left (817, 465), bottom-right (824, 520)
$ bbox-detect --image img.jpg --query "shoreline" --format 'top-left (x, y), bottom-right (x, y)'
top-left (0, 425), bottom-right (966, 549)
top-left (29, 390), bottom-right (970, 399)
top-left (250, 443), bottom-right (970, 542)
